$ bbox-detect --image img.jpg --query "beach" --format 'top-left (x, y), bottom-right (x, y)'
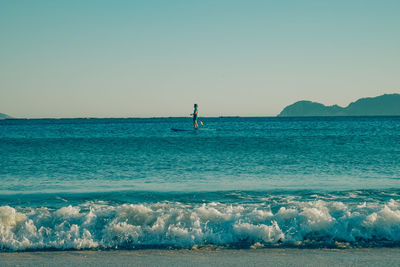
top-left (2, 248), bottom-right (400, 266)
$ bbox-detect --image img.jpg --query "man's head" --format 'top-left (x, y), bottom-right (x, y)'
top-left (194, 104), bottom-right (198, 108)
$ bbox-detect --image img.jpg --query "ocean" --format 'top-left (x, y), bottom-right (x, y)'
top-left (0, 117), bottom-right (399, 251)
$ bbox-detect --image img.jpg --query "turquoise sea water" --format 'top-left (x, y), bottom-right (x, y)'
top-left (0, 117), bottom-right (399, 250)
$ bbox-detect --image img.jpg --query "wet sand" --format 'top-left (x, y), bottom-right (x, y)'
top-left (1, 248), bottom-right (400, 266)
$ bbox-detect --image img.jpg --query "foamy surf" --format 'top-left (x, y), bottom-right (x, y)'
top-left (1, 197), bottom-right (400, 251)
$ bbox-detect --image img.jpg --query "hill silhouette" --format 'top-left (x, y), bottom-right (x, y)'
top-left (0, 113), bottom-right (12, 119)
top-left (278, 94), bottom-right (400, 117)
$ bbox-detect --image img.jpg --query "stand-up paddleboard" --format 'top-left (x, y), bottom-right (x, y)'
top-left (171, 128), bottom-right (215, 132)
top-left (171, 128), bottom-right (196, 132)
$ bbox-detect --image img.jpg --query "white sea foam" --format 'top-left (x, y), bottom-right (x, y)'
top-left (1, 199), bottom-right (400, 251)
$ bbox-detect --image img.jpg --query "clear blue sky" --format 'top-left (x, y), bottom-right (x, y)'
top-left (1, 0), bottom-right (399, 118)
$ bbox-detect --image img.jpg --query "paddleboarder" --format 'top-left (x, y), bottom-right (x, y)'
top-left (191, 104), bottom-right (199, 130)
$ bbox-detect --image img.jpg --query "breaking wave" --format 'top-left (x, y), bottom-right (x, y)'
top-left (1, 198), bottom-right (400, 251)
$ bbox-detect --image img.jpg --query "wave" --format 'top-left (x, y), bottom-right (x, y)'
top-left (1, 199), bottom-right (400, 251)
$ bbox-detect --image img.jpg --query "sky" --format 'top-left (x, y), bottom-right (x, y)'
top-left (0, 0), bottom-right (399, 118)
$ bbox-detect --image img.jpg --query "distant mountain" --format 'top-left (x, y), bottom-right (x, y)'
top-left (278, 94), bottom-right (400, 117)
top-left (0, 113), bottom-right (12, 119)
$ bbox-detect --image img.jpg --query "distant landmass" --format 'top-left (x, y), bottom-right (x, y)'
top-left (0, 113), bottom-right (12, 119)
top-left (278, 94), bottom-right (400, 117)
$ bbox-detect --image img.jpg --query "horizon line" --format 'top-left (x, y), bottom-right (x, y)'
top-left (3, 115), bottom-right (400, 120)
top-left (1, 115), bottom-right (277, 120)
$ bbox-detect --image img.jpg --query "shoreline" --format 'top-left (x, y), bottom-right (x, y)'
top-left (1, 248), bottom-right (400, 266)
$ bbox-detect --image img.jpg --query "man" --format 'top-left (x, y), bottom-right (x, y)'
top-left (191, 104), bottom-right (199, 129)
